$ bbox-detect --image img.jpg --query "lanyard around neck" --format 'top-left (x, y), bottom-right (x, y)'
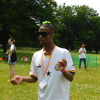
top-left (41, 46), bottom-right (55, 77)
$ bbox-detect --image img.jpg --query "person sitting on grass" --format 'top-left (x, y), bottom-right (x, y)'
top-left (3, 52), bottom-right (8, 61)
top-left (11, 21), bottom-right (75, 100)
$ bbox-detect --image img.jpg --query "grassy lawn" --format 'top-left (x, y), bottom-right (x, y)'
top-left (0, 47), bottom-right (100, 100)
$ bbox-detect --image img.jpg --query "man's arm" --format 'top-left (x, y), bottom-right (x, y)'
top-left (84, 51), bottom-right (86, 53)
top-left (79, 49), bottom-right (83, 54)
top-left (11, 76), bottom-right (37, 85)
top-left (62, 71), bottom-right (73, 82)
top-left (57, 59), bottom-right (74, 82)
top-left (22, 76), bottom-right (37, 83)
top-left (84, 49), bottom-right (86, 54)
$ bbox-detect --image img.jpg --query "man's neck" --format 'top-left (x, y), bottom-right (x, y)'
top-left (43, 43), bottom-right (55, 55)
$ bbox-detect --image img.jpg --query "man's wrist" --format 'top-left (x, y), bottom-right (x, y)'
top-left (21, 77), bottom-right (24, 81)
top-left (61, 69), bottom-right (65, 73)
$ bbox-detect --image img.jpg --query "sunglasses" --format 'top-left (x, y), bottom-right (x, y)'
top-left (8, 41), bottom-right (12, 43)
top-left (37, 32), bottom-right (52, 37)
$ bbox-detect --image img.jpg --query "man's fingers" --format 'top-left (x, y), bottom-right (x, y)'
top-left (58, 59), bottom-right (67, 67)
top-left (11, 80), bottom-right (17, 85)
top-left (59, 61), bottom-right (67, 65)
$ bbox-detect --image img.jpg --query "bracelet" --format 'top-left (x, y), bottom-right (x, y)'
top-left (61, 69), bottom-right (65, 73)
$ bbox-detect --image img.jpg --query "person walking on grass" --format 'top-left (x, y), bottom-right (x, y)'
top-left (79, 44), bottom-right (86, 69)
top-left (8, 38), bottom-right (16, 81)
top-left (11, 21), bottom-right (75, 100)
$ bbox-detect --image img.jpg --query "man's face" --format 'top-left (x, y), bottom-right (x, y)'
top-left (82, 46), bottom-right (85, 48)
top-left (38, 26), bottom-right (54, 45)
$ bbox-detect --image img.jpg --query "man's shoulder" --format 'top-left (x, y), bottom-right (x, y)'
top-left (55, 46), bottom-right (69, 53)
top-left (84, 48), bottom-right (86, 50)
top-left (79, 47), bottom-right (82, 50)
top-left (33, 49), bottom-right (42, 55)
top-left (32, 49), bottom-right (42, 59)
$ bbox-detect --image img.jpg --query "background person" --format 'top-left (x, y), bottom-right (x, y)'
top-left (8, 38), bottom-right (16, 81)
top-left (11, 21), bottom-right (75, 100)
top-left (3, 52), bottom-right (8, 61)
top-left (79, 44), bottom-right (86, 69)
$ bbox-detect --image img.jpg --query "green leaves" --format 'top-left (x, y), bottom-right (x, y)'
top-left (0, 0), bottom-right (100, 53)
top-left (56, 4), bottom-right (100, 52)
top-left (0, 0), bottom-right (57, 52)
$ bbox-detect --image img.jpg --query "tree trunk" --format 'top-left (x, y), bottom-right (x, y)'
top-left (3, 42), bottom-right (7, 53)
top-left (71, 44), bottom-right (74, 51)
top-left (96, 49), bottom-right (98, 54)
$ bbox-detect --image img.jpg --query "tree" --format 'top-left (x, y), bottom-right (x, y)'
top-left (91, 17), bottom-right (100, 53)
top-left (0, 0), bottom-right (57, 52)
top-left (56, 4), bottom-right (100, 52)
top-left (56, 4), bottom-right (78, 50)
top-left (0, 0), bottom-right (13, 53)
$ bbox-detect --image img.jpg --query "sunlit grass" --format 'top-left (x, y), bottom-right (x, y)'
top-left (0, 47), bottom-right (100, 100)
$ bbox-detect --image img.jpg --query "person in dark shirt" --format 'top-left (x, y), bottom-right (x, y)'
top-left (3, 52), bottom-right (8, 61)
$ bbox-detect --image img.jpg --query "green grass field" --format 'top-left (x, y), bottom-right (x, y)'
top-left (0, 47), bottom-right (100, 100)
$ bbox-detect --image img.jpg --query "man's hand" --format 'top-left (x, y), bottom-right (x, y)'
top-left (11, 76), bottom-right (22, 85)
top-left (57, 58), bottom-right (67, 71)
top-left (57, 58), bottom-right (74, 81)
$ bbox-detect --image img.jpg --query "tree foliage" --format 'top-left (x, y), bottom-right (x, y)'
top-left (0, 1), bottom-right (100, 53)
top-left (56, 4), bottom-right (100, 53)
top-left (0, 0), bottom-right (57, 52)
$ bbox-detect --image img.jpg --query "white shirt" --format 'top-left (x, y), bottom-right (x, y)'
top-left (79, 47), bottom-right (86, 58)
top-left (10, 44), bottom-right (16, 51)
top-left (29, 46), bottom-right (75, 100)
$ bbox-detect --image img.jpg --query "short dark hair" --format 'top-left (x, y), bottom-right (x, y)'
top-left (41, 24), bottom-right (54, 33)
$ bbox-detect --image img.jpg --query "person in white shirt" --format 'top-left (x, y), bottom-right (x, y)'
top-left (11, 21), bottom-right (75, 100)
top-left (79, 44), bottom-right (86, 69)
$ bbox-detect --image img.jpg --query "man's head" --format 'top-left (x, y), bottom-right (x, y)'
top-left (38, 21), bottom-right (54, 45)
top-left (41, 21), bottom-right (54, 33)
top-left (82, 44), bottom-right (85, 48)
